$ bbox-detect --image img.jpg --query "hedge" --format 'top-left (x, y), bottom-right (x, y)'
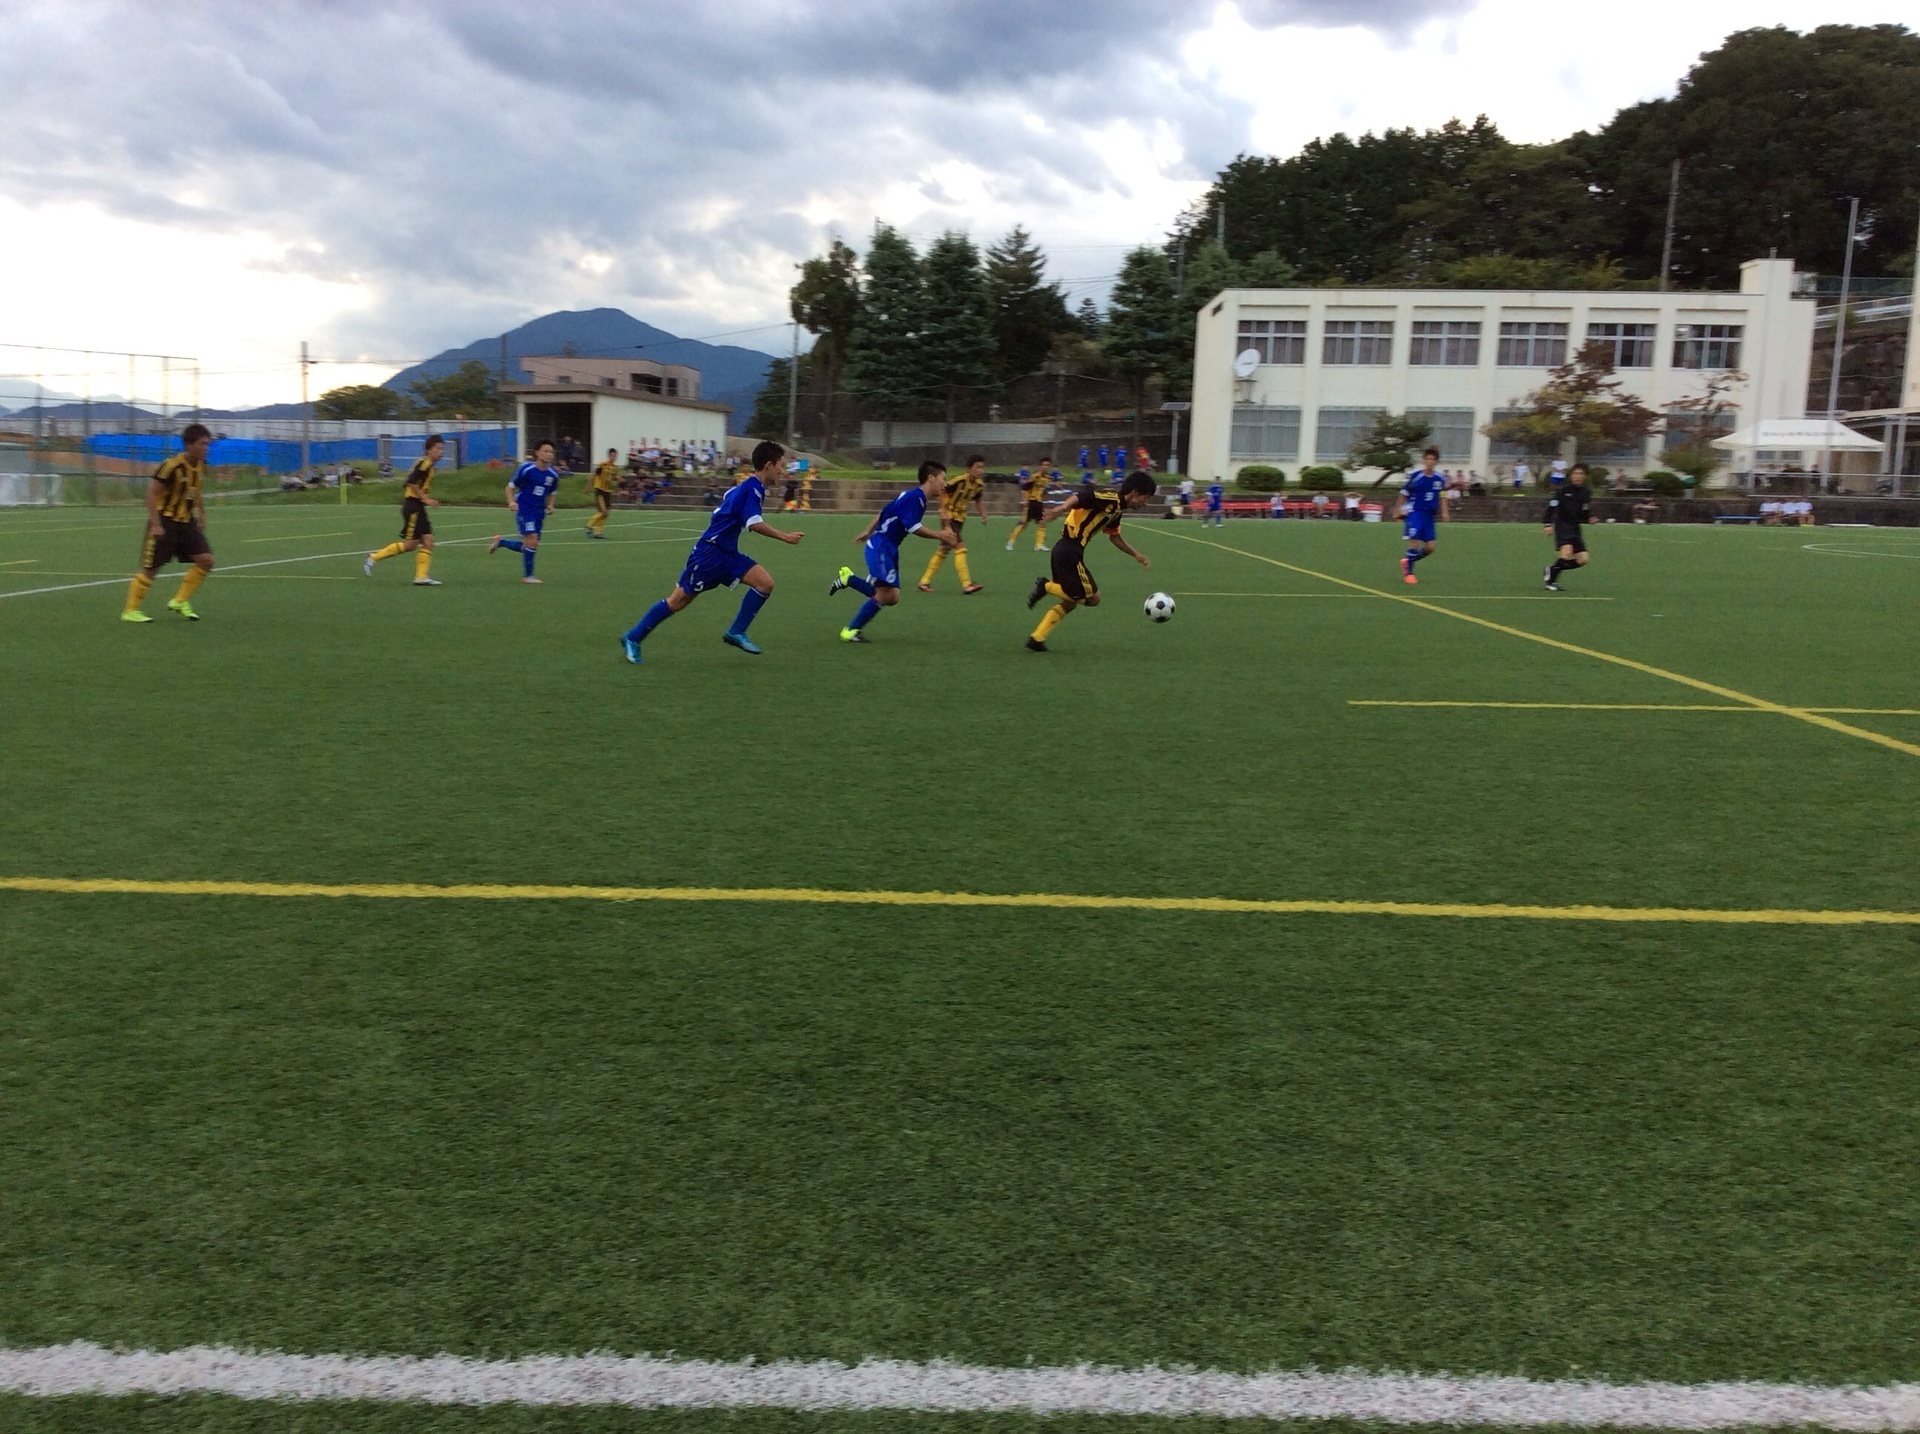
top-left (1299, 464), bottom-right (1346, 490)
top-left (1643, 469), bottom-right (1687, 496)
top-left (1235, 465), bottom-right (1286, 491)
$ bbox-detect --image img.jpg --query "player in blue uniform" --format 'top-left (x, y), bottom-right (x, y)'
top-left (619, 440), bottom-right (805, 661)
top-left (1204, 480), bottom-right (1225, 527)
top-left (488, 440), bottom-right (561, 583)
top-left (827, 460), bottom-right (957, 643)
top-left (1396, 447), bottom-right (1447, 584)
top-left (1097, 444), bottom-right (1111, 475)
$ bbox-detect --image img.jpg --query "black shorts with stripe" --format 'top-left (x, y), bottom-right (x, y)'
top-left (140, 517), bottom-right (210, 571)
top-left (1025, 500), bottom-right (1044, 522)
top-left (1049, 539), bottom-right (1095, 601)
top-left (400, 498), bottom-right (432, 541)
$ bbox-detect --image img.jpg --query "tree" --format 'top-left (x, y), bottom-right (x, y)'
top-left (790, 238), bottom-right (861, 451)
top-left (1662, 370), bottom-right (1743, 485)
top-left (748, 353), bottom-right (812, 441)
top-left (1103, 246), bottom-right (1178, 454)
top-left (315, 384), bottom-right (409, 420)
top-left (1483, 343), bottom-right (1662, 466)
top-left (1348, 413), bottom-right (1434, 488)
top-left (986, 226), bottom-right (1072, 383)
top-left (845, 224), bottom-right (926, 462)
top-left (407, 360), bottom-right (502, 419)
top-left (1165, 241), bottom-right (1298, 399)
top-left (1074, 297), bottom-right (1103, 339)
top-left (919, 230), bottom-right (995, 465)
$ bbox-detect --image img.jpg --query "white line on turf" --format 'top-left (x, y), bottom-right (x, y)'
top-left (2, 1344), bottom-right (1916, 1426)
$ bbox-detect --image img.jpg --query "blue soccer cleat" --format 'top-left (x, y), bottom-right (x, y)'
top-left (622, 637), bottom-right (643, 664)
top-left (722, 631), bottom-right (762, 655)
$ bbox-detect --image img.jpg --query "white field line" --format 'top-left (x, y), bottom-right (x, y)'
top-left (2, 1344), bottom-right (1917, 1427)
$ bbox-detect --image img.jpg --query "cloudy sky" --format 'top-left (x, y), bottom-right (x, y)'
top-left (0, 0), bottom-right (1905, 408)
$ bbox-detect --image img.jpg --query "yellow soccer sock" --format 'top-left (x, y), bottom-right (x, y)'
top-left (414, 547), bottom-right (433, 580)
top-left (588, 509), bottom-right (606, 533)
top-left (371, 542), bottom-right (406, 562)
top-left (953, 546), bottom-right (973, 586)
top-left (1045, 580), bottom-right (1067, 599)
top-left (921, 548), bottom-right (946, 584)
top-left (124, 573), bottom-right (153, 612)
top-left (1032, 604), bottom-right (1067, 642)
top-left (1034, 524), bottom-right (1048, 548)
top-left (177, 565), bottom-right (207, 600)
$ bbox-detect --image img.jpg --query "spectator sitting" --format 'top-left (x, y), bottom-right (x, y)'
top-left (1270, 491), bottom-right (1287, 519)
top-left (1311, 491), bottom-right (1330, 518)
top-left (1631, 497), bottom-right (1659, 524)
top-left (1760, 500), bottom-right (1781, 525)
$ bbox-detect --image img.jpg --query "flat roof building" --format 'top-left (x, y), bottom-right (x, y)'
top-left (507, 381), bottom-right (729, 465)
top-left (519, 355), bottom-right (703, 401)
top-left (1189, 258), bottom-right (1814, 485)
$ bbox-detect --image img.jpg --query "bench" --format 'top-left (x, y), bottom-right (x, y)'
top-left (1712, 514), bottom-right (1761, 524)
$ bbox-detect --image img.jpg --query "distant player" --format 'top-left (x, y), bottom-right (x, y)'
top-left (1024, 471), bottom-right (1155, 652)
top-left (1006, 457), bottom-right (1056, 551)
top-left (1078, 444), bottom-right (1091, 473)
top-left (1204, 480), bottom-right (1225, 527)
top-left (122, 421), bottom-right (216, 622)
top-left (489, 440), bottom-right (561, 583)
top-left (1397, 447), bottom-right (1447, 584)
top-left (364, 434), bottom-right (444, 585)
top-left (1543, 462), bottom-right (1593, 590)
top-left (919, 453), bottom-right (988, 593)
top-left (829, 460), bottom-right (958, 642)
top-left (586, 446), bottom-right (619, 538)
top-left (620, 440), bottom-right (805, 661)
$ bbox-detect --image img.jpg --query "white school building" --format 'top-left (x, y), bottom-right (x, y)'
top-left (1188, 257), bottom-right (1815, 485)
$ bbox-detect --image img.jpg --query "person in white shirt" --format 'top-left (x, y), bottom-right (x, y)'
top-left (1513, 461), bottom-right (1530, 490)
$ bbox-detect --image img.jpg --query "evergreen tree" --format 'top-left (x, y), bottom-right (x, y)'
top-left (790, 239), bottom-right (861, 452)
top-left (316, 384), bottom-right (409, 420)
top-left (986, 226), bottom-right (1072, 382)
top-left (407, 360), bottom-right (502, 418)
top-left (1075, 297), bottom-right (1103, 339)
top-left (1103, 246), bottom-right (1178, 455)
top-left (845, 224), bottom-right (926, 462)
top-left (919, 230), bottom-right (995, 465)
top-left (748, 353), bottom-right (813, 440)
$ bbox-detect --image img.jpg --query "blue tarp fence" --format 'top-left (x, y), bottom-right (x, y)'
top-left (88, 428), bottom-right (519, 474)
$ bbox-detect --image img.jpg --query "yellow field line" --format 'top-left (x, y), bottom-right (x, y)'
top-left (1156, 529), bottom-right (1920, 760)
top-left (1351, 700), bottom-right (1920, 715)
top-left (3, 875), bottom-right (1917, 927)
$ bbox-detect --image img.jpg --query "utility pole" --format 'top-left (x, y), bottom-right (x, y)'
top-left (1822, 196), bottom-right (1860, 487)
top-left (1048, 361), bottom-right (1067, 464)
top-left (299, 340), bottom-right (314, 501)
top-left (786, 321), bottom-right (800, 453)
top-left (499, 334), bottom-right (509, 463)
top-left (82, 350), bottom-right (94, 482)
top-left (1658, 160), bottom-right (1681, 293)
top-left (1215, 199), bottom-right (1225, 250)
top-left (1894, 202), bottom-right (1920, 493)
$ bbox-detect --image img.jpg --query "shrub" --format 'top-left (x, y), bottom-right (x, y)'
top-left (1643, 469), bottom-right (1686, 497)
top-left (1235, 464), bottom-right (1286, 491)
top-left (1299, 464), bottom-right (1345, 491)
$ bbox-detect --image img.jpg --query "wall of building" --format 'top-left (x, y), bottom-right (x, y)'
top-left (545, 393), bottom-right (726, 461)
top-left (1190, 259), bottom-right (1814, 485)
top-left (520, 356), bottom-right (701, 400)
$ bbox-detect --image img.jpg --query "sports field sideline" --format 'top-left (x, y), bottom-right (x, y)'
top-left (2, 501), bottom-right (1918, 1430)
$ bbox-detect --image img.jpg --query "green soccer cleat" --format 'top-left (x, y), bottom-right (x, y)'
top-left (839, 627), bottom-right (869, 643)
top-left (167, 598), bottom-right (199, 621)
top-left (1026, 575), bottom-right (1048, 609)
top-left (722, 631), bottom-right (762, 655)
top-left (828, 565), bottom-right (854, 596)
top-left (120, 609), bottom-right (153, 623)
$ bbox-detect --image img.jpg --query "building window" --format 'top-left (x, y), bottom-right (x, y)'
top-left (1316, 406), bottom-right (1386, 461)
top-left (1585, 322), bottom-right (1655, 368)
top-left (1497, 321), bottom-right (1568, 367)
top-left (1673, 324), bottom-right (1743, 369)
top-left (665, 377), bottom-right (681, 397)
top-left (633, 374), bottom-right (663, 395)
top-left (601, 377), bottom-right (617, 387)
top-left (1408, 321), bottom-right (1480, 366)
top-left (1405, 409), bottom-right (1477, 461)
top-left (1230, 405), bottom-right (1301, 460)
top-left (1323, 320), bottom-right (1393, 365)
top-left (1236, 319), bottom-right (1306, 365)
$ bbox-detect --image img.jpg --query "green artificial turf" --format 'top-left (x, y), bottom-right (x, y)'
top-left (2, 505), bottom-right (1918, 1427)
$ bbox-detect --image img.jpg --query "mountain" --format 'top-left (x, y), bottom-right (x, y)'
top-left (3, 400), bottom-right (312, 424)
top-left (383, 308), bottom-right (776, 434)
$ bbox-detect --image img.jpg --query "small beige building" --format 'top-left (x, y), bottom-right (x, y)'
top-left (518, 355), bottom-right (703, 400)
top-left (506, 380), bottom-right (728, 464)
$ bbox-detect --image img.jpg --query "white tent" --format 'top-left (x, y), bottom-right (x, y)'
top-left (1711, 418), bottom-right (1883, 453)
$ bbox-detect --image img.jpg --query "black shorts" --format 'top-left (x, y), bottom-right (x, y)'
top-left (1025, 500), bottom-right (1045, 522)
top-left (947, 516), bottom-right (965, 545)
top-left (400, 498), bottom-right (432, 542)
top-left (1050, 540), bottom-right (1095, 601)
top-left (139, 517), bottom-right (210, 571)
top-left (1553, 527), bottom-right (1586, 554)
top-left (594, 490), bottom-right (612, 513)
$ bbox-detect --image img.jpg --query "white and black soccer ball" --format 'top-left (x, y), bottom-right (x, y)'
top-left (1143, 591), bottom-right (1176, 623)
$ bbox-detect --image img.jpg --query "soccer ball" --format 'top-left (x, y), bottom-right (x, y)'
top-left (1143, 592), bottom-right (1175, 623)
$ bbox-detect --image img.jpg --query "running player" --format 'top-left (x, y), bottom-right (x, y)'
top-left (1203, 479), bottom-right (1225, 527)
top-left (829, 460), bottom-right (958, 642)
top-left (363, 435), bottom-right (444, 584)
top-left (122, 421), bottom-right (216, 622)
top-left (620, 440), bottom-right (805, 661)
top-left (1005, 457), bottom-right (1055, 551)
top-left (1543, 462), bottom-right (1593, 590)
top-left (586, 446), bottom-right (619, 538)
top-left (1397, 447), bottom-right (1447, 584)
top-left (918, 453), bottom-right (988, 594)
top-left (1024, 471), bottom-right (1155, 652)
top-left (489, 440), bottom-right (561, 583)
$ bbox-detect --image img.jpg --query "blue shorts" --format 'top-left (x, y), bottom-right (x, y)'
top-left (1206, 501), bottom-right (1222, 513)
top-left (677, 544), bottom-right (759, 595)
top-left (864, 537), bottom-right (902, 590)
top-left (1403, 513), bottom-right (1436, 543)
top-left (516, 510), bottom-right (546, 536)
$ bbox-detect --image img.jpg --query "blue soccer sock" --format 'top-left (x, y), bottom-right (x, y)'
top-left (848, 574), bottom-right (876, 597)
top-left (522, 547), bottom-right (537, 578)
top-left (497, 537), bottom-right (524, 552)
top-left (730, 587), bottom-right (769, 634)
top-left (1406, 546), bottom-right (1426, 566)
top-left (849, 597), bottom-right (882, 630)
top-left (625, 599), bottom-right (673, 644)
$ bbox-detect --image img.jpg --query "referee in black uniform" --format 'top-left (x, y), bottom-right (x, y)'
top-left (1543, 462), bottom-right (1593, 591)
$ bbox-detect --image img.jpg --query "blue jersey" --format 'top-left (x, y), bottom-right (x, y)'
top-left (512, 461), bottom-right (559, 514)
top-left (1206, 483), bottom-right (1225, 508)
top-left (1403, 469), bottom-right (1445, 515)
top-left (694, 474), bottom-right (766, 553)
top-left (1078, 447), bottom-right (1090, 468)
top-left (873, 486), bottom-right (929, 546)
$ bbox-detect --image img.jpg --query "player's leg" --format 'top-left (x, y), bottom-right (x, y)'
top-left (169, 549), bottom-right (214, 619)
top-left (518, 523), bottom-right (542, 580)
top-left (413, 532), bottom-right (438, 585)
top-left (124, 527), bottom-right (165, 620)
top-left (1006, 513), bottom-right (1027, 549)
top-left (1030, 551), bottom-right (1089, 650)
top-left (724, 563), bottom-right (774, 652)
top-left (622, 584), bottom-right (695, 661)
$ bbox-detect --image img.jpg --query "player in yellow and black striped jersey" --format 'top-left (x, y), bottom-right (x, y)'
top-left (1004, 457), bottom-right (1056, 552)
top-left (123, 423), bottom-right (217, 622)
top-left (363, 435), bottom-right (444, 585)
top-left (586, 447), bottom-right (620, 538)
top-left (919, 453), bottom-right (989, 593)
top-left (1023, 471), bottom-right (1156, 651)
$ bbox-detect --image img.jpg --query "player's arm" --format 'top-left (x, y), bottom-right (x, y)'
top-left (912, 522), bottom-right (957, 547)
top-left (1107, 528), bottom-right (1149, 567)
top-left (744, 516), bottom-right (804, 546)
top-left (145, 478), bottom-right (165, 535)
top-left (504, 479), bottom-right (516, 508)
top-left (972, 492), bottom-right (989, 522)
top-left (852, 513), bottom-right (879, 543)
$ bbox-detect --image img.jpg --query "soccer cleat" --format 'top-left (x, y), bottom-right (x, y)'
top-left (1004, 539), bottom-right (1015, 550)
top-left (722, 631), bottom-right (762, 655)
top-left (1036, 543), bottom-right (1049, 552)
top-left (1403, 572), bottom-right (1418, 585)
top-left (167, 598), bottom-right (199, 620)
top-left (1544, 579), bottom-right (1561, 592)
top-left (839, 627), bottom-right (869, 643)
top-left (962, 583), bottom-right (983, 595)
top-left (488, 535), bottom-right (504, 554)
top-left (522, 576), bottom-right (543, 584)
top-left (363, 553), bottom-right (376, 576)
top-left (1400, 556), bottom-right (1413, 580)
top-left (120, 609), bottom-right (153, 623)
top-left (622, 637), bottom-right (643, 664)
top-left (412, 577), bottom-right (442, 586)
top-left (828, 565), bottom-right (853, 596)
top-left (1026, 575), bottom-right (1048, 609)
top-left (1025, 637), bottom-right (1049, 652)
